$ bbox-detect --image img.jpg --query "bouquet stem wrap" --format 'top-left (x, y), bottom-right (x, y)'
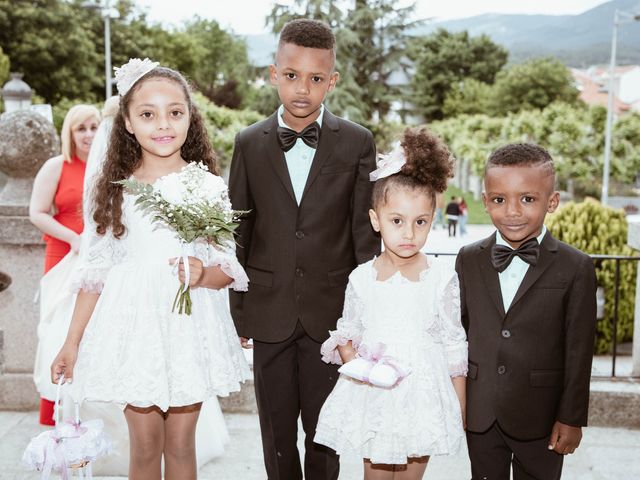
top-left (172, 242), bottom-right (193, 315)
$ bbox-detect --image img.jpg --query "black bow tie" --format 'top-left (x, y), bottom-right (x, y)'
top-left (491, 237), bottom-right (540, 273)
top-left (277, 122), bottom-right (320, 152)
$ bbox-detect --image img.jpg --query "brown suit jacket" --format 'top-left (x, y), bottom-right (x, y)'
top-left (455, 232), bottom-right (597, 440)
top-left (228, 109), bottom-right (380, 343)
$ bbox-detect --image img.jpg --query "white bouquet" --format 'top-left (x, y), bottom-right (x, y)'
top-left (116, 162), bottom-right (244, 315)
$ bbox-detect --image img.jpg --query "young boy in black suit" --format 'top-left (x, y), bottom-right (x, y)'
top-left (228, 19), bottom-right (380, 480)
top-left (455, 144), bottom-right (597, 479)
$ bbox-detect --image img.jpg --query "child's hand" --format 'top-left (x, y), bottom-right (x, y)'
top-left (170, 256), bottom-right (204, 287)
top-left (548, 421), bottom-right (582, 454)
top-left (51, 343), bottom-right (79, 384)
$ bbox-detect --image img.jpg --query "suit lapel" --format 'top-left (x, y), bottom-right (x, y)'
top-left (263, 112), bottom-right (296, 203)
top-left (300, 110), bottom-right (340, 202)
top-left (478, 233), bottom-right (506, 317)
top-left (508, 233), bottom-right (559, 311)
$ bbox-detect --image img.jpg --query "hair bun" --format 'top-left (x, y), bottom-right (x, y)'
top-left (400, 127), bottom-right (454, 194)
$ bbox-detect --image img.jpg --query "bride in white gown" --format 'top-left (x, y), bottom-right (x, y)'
top-left (32, 96), bottom-right (231, 475)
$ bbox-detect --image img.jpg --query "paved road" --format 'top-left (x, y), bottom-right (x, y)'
top-left (2, 411), bottom-right (640, 479)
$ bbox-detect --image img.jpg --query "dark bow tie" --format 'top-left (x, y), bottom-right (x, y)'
top-left (277, 122), bottom-right (320, 152)
top-left (491, 237), bottom-right (540, 273)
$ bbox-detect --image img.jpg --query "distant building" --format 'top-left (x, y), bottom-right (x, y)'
top-left (572, 66), bottom-right (640, 114)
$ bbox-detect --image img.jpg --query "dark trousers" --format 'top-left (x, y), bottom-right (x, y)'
top-left (448, 219), bottom-right (458, 237)
top-left (253, 321), bottom-right (340, 480)
top-left (467, 422), bottom-right (564, 480)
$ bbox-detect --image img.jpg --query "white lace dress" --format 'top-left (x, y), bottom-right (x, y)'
top-left (68, 193), bottom-right (251, 411)
top-left (314, 258), bottom-right (467, 464)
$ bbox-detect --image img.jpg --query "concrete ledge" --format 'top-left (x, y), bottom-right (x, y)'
top-left (588, 378), bottom-right (640, 428)
top-left (0, 373), bottom-right (39, 410)
top-left (219, 378), bottom-right (257, 414)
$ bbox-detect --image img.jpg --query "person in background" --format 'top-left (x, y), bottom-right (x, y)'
top-left (29, 104), bottom-right (100, 425)
top-left (458, 196), bottom-right (468, 237)
top-left (445, 196), bottom-right (460, 238)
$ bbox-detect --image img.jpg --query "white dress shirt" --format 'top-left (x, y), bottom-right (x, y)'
top-left (496, 226), bottom-right (547, 312)
top-left (277, 104), bottom-right (325, 205)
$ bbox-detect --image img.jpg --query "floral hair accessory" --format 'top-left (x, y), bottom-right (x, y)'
top-left (114, 58), bottom-right (159, 96)
top-left (369, 142), bottom-right (406, 181)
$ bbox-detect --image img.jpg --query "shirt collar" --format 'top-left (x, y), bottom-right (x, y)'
top-left (496, 225), bottom-right (547, 249)
top-left (277, 104), bottom-right (325, 129)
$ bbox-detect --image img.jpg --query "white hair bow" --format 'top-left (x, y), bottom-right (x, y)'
top-left (369, 142), bottom-right (406, 181)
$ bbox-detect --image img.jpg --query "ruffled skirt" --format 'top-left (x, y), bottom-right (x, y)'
top-left (70, 261), bottom-right (250, 411)
top-left (314, 344), bottom-right (464, 464)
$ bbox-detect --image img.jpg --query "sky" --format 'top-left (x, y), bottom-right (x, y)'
top-left (136, 0), bottom-right (610, 35)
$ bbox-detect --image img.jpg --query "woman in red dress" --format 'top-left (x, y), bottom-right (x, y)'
top-left (29, 104), bottom-right (100, 424)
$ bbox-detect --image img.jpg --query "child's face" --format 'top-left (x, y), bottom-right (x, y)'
top-left (483, 163), bottom-right (559, 249)
top-left (269, 42), bottom-right (339, 131)
top-left (71, 116), bottom-right (99, 159)
top-left (369, 187), bottom-right (433, 262)
top-left (124, 78), bottom-right (190, 163)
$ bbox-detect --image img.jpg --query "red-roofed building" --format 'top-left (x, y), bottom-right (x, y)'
top-left (572, 66), bottom-right (640, 115)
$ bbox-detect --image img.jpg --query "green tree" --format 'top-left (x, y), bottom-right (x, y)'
top-left (442, 78), bottom-right (493, 117)
top-left (0, 46), bottom-right (9, 85)
top-left (0, 0), bottom-right (102, 102)
top-left (410, 29), bottom-right (508, 121)
top-left (489, 57), bottom-right (580, 115)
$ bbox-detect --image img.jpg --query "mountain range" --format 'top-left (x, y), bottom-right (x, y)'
top-left (243, 0), bottom-right (640, 67)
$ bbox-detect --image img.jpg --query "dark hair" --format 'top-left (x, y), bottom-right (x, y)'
top-left (486, 143), bottom-right (555, 176)
top-left (372, 127), bottom-right (454, 210)
top-left (93, 66), bottom-right (218, 238)
top-left (278, 19), bottom-right (336, 62)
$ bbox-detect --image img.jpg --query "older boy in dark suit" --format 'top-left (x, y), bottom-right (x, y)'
top-left (455, 144), bottom-right (597, 479)
top-left (228, 19), bottom-right (380, 480)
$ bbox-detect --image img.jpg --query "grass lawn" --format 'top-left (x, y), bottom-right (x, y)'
top-left (443, 185), bottom-right (492, 224)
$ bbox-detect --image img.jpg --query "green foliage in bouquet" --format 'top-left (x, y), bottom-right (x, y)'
top-left (546, 199), bottom-right (637, 354)
top-left (116, 179), bottom-right (241, 246)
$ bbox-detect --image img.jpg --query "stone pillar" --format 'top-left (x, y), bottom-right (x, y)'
top-left (628, 215), bottom-right (640, 377)
top-left (0, 110), bottom-right (59, 409)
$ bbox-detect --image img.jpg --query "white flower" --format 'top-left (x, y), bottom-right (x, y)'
top-left (201, 173), bottom-right (228, 201)
top-left (155, 173), bottom-right (186, 205)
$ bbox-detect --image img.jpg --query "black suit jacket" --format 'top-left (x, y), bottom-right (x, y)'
top-left (228, 109), bottom-right (380, 343)
top-left (455, 232), bottom-right (597, 440)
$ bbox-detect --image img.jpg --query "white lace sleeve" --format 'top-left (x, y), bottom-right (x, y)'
top-left (320, 282), bottom-right (365, 365)
top-left (194, 239), bottom-right (248, 292)
top-left (71, 228), bottom-right (126, 294)
top-left (435, 270), bottom-right (468, 377)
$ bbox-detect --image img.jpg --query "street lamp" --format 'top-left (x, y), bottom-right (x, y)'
top-left (601, 9), bottom-right (640, 205)
top-left (83, 1), bottom-right (120, 99)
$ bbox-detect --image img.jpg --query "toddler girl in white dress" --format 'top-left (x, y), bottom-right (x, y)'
top-left (314, 128), bottom-right (467, 479)
top-left (50, 59), bottom-right (250, 479)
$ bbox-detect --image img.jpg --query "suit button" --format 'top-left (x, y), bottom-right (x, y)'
top-left (501, 329), bottom-right (511, 338)
top-left (497, 365), bottom-right (506, 375)
top-left (295, 230), bottom-right (304, 239)
top-left (295, 268), bottom-right (304, 277)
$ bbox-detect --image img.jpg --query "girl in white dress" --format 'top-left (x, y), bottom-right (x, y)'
top-left (314, 128), bottom-right (467, 479)
top-left (50, 59), bottom-right (250, 480)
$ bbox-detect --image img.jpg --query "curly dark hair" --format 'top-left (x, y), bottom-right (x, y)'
top-left (278, 19), bottom-right (336, 63)
top-left (372, 127), bottom-right (455, 210)
top-left (92, 67), bottom-right (218, 238)
top-left (486, 143), bottom-right (554, 176)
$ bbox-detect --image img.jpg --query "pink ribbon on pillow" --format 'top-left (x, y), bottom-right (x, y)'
top-left (356, 342), bottom-right (411, 386)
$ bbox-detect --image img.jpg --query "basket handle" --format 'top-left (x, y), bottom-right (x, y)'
top-left (54, 375), bottom-right (80, 425)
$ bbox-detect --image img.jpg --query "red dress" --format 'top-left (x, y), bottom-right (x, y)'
top-left (40, 156), bottom-right (85, 425)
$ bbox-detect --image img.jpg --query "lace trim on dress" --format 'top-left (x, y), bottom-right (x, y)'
top-left (195, 240), bottom-right (249, 292)
top-left (72, 230), bottom-right (127, 294)
top-left (320, 282), bottom-right (365, 365)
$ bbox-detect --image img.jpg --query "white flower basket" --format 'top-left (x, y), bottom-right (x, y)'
top-left (22, 377), bottom-right (112, 479)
